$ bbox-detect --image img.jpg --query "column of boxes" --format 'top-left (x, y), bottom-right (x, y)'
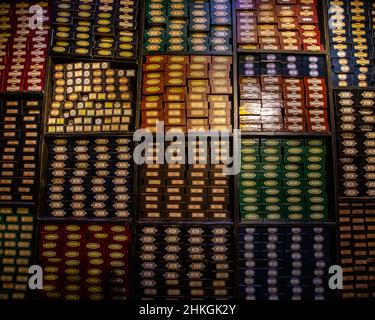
top-left (144, 0), bottom-right (232, 53)
top-left (239, 54), bottom-right (329, 132)
top-left (328, 0), bottom-right (375, 87)
top-left (240, 138), bottom-right (329, 221)
top-left (137, 225), bottom-right (233, 299)
top-left (140, 140), bottom-right (231, 221)
top-left (339, 202), bottom-right (375, 299)
top-left (239, 227), bottom-right (335, 300)
top-left (38, 223), bottom-right (132, 300)
top-left (47, 62), bottom-right (136, 134)
top-left (335, 90), bottom-right (375, 197)
top-left (52, 0), bottom-right (138, 59)
top-left (46, 138), bottom-right (133, 218)
top-left (236, 0), bottom-right (324, 51)
top-left (141, 55), bottom-right (232, 133)
top-left (0, 207), bottom-right (34, 300)
top-left (0, 99), bottom-right (42, 203)
top-left (0, 2), bottom-right (50, 92)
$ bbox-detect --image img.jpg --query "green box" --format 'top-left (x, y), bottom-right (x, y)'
top-left (283, 139), bottom-right (305, 147)
top-left (261, 187), bottom-right (282, 198)
top-left (241, 162), bottom-right (261, 172)
top-left (239, 179), bottom-right (261, 189)
top-left (240, 203), bottom-right (262, 221)
top-left (283, 179), bottom-right (304, 189)
top-left (240, 171), bottom-right (262, 180)
top-left (242, 139), bottom-right (260, 147)
top-left (260, 171), bottom-right (281, 179)
top-left (305, 179), bottom-right (326, 189)
top-left (261, 179), bottom-right (281, 188)
top-left (263, 203), bottom-right (283, 221)
top-left (261, 163), bottom-right (282, 171)
top-left (240, 194), bottom-right (262, 205)
top-left (241, 154), bottom-right (261, 163)
top-left (261, 154), bottom-right (282, 163)
top-left (240, 187), bottom-right (261, 197)
top-left (282, 170), bottom-right (303, 180)
top-left (305, 162), bottom-right (325, 173)
top-left (285, 203), bottom-right (305, 220)
top-left (261, 138), bottom-right (283, 147)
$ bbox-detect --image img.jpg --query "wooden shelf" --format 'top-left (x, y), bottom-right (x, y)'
top-left (0, 91), bottom-right (44, 98)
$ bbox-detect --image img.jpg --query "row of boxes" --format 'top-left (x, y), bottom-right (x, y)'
top-left (137, 225), bottom-right (233, 299)
top-left (141, 55), bottom-right (232, 133)
top-left (52, 0), bottom-right (138, 59)
top-left (240, 138), bottom-right (329, 221)
top-left (0, 100), bottom-right (42, 203)
top-left (47, 138), bottom-right (133, 218)
top-left (144, 0), bottom-right (232, 53)
top-left (0, 206), bottom-right (34, 300)
top-left (236, 0), bottom-right (324, 51)
top-left (0, 2), bottom-right (50, 92)
top-left (47, 62), bottom-right (136, 134)
top-left (339, 202), bottom-right (375, 299)
top-left (38, 223), bottom-right (132, 300)
top-left (328, 0), bottom-right (375, 87)
top-left (335, 90), bottom-right (375, 197)
top-left (140, 140), bottom-right (231, 220)
top-left (240, 54), bottom-right (325, 77)
top-left (239, 73), bottom-right (329, 132)
top-left (239, 227), bottom-right (336, 300)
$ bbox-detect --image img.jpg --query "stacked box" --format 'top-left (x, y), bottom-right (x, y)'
top-left (46, 62), bottom-right (136, 134)
top-left (52, 0), bottom-right (138, 59)
top-left (46, 138), bottom-right (133, 218)
top-left (140, 140), bottom-right (231, 221)
top-left (240, 138), bottom-right (328, 221)
top-left (239, 54), bottom-right (328, 132)
top-left (328, 0), bottom-right (375, 87)
top-left (141, 55), bottom-right (232, 133)
top-left (38, 223), bottom-right (132, 300)
top-left (137, 225), bottom-right (233, 299)
top-left (239, 227), bottom-right (336, 300)
top-left (335, 90), bottom-right (375, 197)
top-left (339, 202), bottom-right (375, 299)
top-left (0, 206), bottom-right (34, 300)
top-left (0, 1), bottom-right (50, 92)
top-left (0, 99), bottom-right (42, 203)
top-left (144, 0), bottom-right (232, 53)
top-left (236, 0), bottom-right (324, 51)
